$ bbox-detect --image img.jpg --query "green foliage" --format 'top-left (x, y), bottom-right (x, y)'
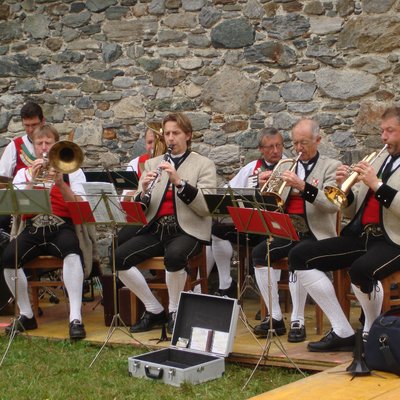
top-left (0, 337), bottom-right (305, 400)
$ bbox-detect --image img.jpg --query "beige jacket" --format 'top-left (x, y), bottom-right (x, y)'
top-left (344, 150), bottom-right (400, 247)
top-left (137, 151), bottom-right (217, 243)
top-left (279, 155), bottom-right (341, 239)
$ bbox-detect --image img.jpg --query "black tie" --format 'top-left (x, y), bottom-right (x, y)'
top-left (382, 155), bottom-right (400, 183)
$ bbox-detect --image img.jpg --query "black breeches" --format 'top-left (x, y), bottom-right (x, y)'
top-left (288, 234), bottom-right (400, 294)
top-left (115, 224), bottom-right (201, 272)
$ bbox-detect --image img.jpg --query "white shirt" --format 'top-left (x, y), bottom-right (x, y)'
top-left (0, 135), bottom-right (35, 178)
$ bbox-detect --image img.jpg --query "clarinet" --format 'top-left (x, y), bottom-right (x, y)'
top-left (141, 145), bottom-right (173, 208)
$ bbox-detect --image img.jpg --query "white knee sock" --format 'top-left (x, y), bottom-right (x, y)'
top-left (297, 269), bottom-right (354, 338)
top-left (4, 268), bottom-right (33, 318)
top-left (118, 267), bottom-right (164, 314)
top-left (166, 269), bottom-right (187, 313)
top-left (212, 236), bottom-right (233, 290)
top-left (254, 266), bottom-right (282, 321)
top-left (63, 254), bottom-right (84, 323)
top-left (351, 282), bottom-right (383, 333)
top-left (289, 275), bottom-right (308, 326)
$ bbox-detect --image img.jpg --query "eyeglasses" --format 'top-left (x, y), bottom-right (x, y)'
top-left (259, 144), bottom-right (283, 150)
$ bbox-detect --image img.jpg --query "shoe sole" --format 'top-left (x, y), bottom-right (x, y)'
top-left (307, 345), bottom-right (354, 352)
top-left (287, 336), bottom-right (306, 343)
top-left (70, 334), bottom-right (86, 340)
top-left (130, 321), bottom-right (165, 333)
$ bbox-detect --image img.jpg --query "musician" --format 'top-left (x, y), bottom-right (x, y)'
top-left (119, 122), bottom-right (162, 246)
top-left (2, 125), bottom-right (87, 340)
top-left (290, 106), bottom-right (400, 352)
top-left (0, 102), bottom-right (45, 232)
top-left (115, 112), bottom-right (216, 333)
top-left (207, 128), bottom-right (284, 298)
top-left (252, 119), bottom-right (341, 343)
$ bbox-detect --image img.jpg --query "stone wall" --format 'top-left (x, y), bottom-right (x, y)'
top-left (1, 0), bottom-right (400, 182)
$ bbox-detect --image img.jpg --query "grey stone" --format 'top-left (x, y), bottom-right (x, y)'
top-left (74, 119), bottom-right (103, 146)
top-left (309, 17), bottom-right (342, 35)
top-left (178, 58), bottom-right (203, 70)
top-left (363, 0), bottom-right (395, 14)
top-left (337, 0), bottom-right (355, 17)
top-left (62, 27), bottom-right (80, 42)
top-left (186, 112), bottom-right (211, 131)
top-left (62, 11), bottom-right (92, 28)
top-left (45, 38), bottom-right (63, 52)
top-left (199, 6), bottom-right (222, 28)
top-left (152, 69), bottom-right (187, 87)
top-left (348, 56), bottom-right (391, 74)
top-left (304, 1), bottom-right (325, 15)
top-left (53, 50), bottom-right (84, 63)
top-left (0, 46), bottom-right (8, 56)
top-left (42, 104), bottom-right (65, 123)
top-left (82, 79), bottom-right (105, 93)
top-left (316, 68), bottom-right (379, 100)
top-left (102, 43), bottom-right (122, 63)
top-left (295, 72), bottom-right (315, 83)
top-left (86, 0), bottom-right (117, 13)
top-left (112, 96), bottom-right (146, 119)
top-left (306, 44), bottom-right (336, 58)
top-left (112, 77), bottom-right (135, 88)
top-left (188, 34), bottom-right (210, 48)
top-left (89, 69), bottom-right (124, 81)
top-left (211, 19), bottom-right (255, 49)
top-left (0, 55), bottom-right (41, 77)
top-left (259, 85), bottom-right (281, 102)
top-left (76, 97), bottom-right (95, 109)
top-left (103, 20), bottom-right (158, 42)
top-left (287, 103), bottom-right (318, 113)
top-left (244, 42), bottom-right (297, 68)
top-left (92, 93), bottom-right (123, 101)
top-left (165, 0), bottom-right (182, 9)
top-left (42, 64), bottom-right (65, 80)
top-left (262, 14), bottom-right (310, 40)
top-left (260, 102), bottom-right (286, 113)
top-left (331, 130), bottom-right (357, 148)
top-left (316, 113), bottom-right (341, 128)
top-left (202, 68), bottom-right (259, 114)
top-left (272, 112), bottom-right (298, 131)
top-left (0, 111), bottom-right (11, 132)
top-left (182, 0), bottom-right (206, 11)
top-left (164, 13), bottom-right (197, 29)
top-left (71, 3), bottom-right (86, 13)
top-left (236, 131), bottom-right (259, 148)
top-left (24, 14), bottom-right (50, 39)
top-left (158, 30), bottom-right (187, 44)
top-left (0, 21), bottom-right (22, 43)
top-left (204, 132), bottom-right (228, 146)
top-left (243, 0), bottom-right (265, 19)
top-left (149, 0), bottom-right (165, 15)
top-left (209, 144), bottom-right (239, 166)
top-left (105, 6), bottom-right (129, 19)
top-left (137, 57), bottom-right (162, 71)
top-left (280, 82), bottom-right (316, 102)
top-left (158, 47), bottom-right (188, 58)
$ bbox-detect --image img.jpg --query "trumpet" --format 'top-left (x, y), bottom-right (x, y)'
top-left (141, 145), bottom-right (173, 207)
top-left (32, 140), bottom-right (84, 183)
top-left (260, 152), bottom-right (302, 207)
top-left (324, 144), bottom-right (388, 208)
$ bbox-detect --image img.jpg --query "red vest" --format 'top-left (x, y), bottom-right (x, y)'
top-left (137, 153), bottom-right (150, 178)
top-left (285, 194), bottom-right (305, 215)
top-left (361, 190), bottom-right (380, 226)
top-left (156, 188), bottom-right (174, 218)
top-left (13, 137), bottom-right (34, 175)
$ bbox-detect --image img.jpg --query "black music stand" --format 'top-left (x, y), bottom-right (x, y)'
top-left (84, 169), bottom-right (138, 192)
top-left (0, 184), bottom-right (52, 366)
top-left (227, 206), bottom-right (306, 387)
top-left (66, 191), bottom-right (149, 367)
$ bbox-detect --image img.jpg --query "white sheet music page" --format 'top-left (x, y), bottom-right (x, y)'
top-left (80, 182), bottom-right (126, 223)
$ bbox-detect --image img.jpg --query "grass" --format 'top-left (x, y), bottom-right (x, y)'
top-left (0, 336), bottom-right (306, 400)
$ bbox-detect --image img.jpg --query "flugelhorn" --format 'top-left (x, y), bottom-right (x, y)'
top-left (260, 152), bottom-right (302, 207)
top-left (324, 144), bottom-right (388, 209)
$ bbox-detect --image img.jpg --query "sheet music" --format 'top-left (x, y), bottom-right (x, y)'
top-left (80, 182), bottom-right (126, 223)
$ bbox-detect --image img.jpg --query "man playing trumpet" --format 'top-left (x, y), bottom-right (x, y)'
top-left (289, 106), bottom-right (400, 351)
top-left (252, 119), bottom-right (341, 343)
top-left (115, 113), bottom-right (216, 333)
top-left (2, 125), bottom-right (87, 340)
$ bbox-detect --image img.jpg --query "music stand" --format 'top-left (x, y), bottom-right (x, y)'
top-left (227, 206), bottom-right (306, 388)
top-left (67, 188), bottom-right (149, 367)
top-left (0, 183), bottom-right (52, 366)
top-left (84, 169), bottom-right (138, 192)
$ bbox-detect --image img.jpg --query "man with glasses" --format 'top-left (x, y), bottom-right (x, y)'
top-left (0, 102), bottom-right (45, 233)
top-left (207, 128), bottom-right (285, 298)
top-left (252, 119), bottom-right (341, 343)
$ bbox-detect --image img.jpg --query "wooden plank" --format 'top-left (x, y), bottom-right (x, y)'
top-left (249, 364), bottom-right (400, 400)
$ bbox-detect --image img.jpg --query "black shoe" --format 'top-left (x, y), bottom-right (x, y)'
top-left (214, 279), bottom-right (237, 298)
top-left (167, 311), bottom-right (176, 335)
top-left (253, 317), bottom-right (286, 337)
top-left (69, 319), bottom-right (86, 340)
top-left (307, 329), bottom-right (355, 352)
top-left (130, 310), bottom-right (166, 333)
top-left (255, 310), bottom-right (261, 320)
top-left (287, 321), bottom-right (306, 343)
top-left (5, 315), bottom-right (38, 335)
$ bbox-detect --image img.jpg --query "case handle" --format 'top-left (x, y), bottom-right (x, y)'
top-left (145, 365), bottom-right (164, 380)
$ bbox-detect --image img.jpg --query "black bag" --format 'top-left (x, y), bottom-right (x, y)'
top-left (364, 307), bottom-right (400, 375)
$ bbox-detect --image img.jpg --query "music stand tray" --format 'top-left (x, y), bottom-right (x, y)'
top-left (0, 189), bottom-right (52, 215)
top-left (84, 170), bottom-right (138, 191)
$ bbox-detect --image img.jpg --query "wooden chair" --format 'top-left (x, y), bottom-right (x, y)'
top-left (23, 256), bottom-right (64, 318)
top-left (126, 247), bottom-right (208, 324)
top-left (335, 269), bottom-right (400, 319)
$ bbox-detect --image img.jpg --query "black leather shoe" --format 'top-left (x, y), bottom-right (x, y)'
top-left (69, 319), bottom-right (86, 340)
top-left (167, 311), bottom-right (176, 334)
top-left (307, 329), bottom-right (355, 352)
top-left (130, 310), bottom-right (166, 333)
top-left (287, 321), bottom-right (306, 343)
top-left (214, 279), bottom-right (237, 298)
top-left (255, 310), bottom-right (261, 320)
top-left (253, 317), bottom-right (286, 337)
top-left (5, 315), bottom-right (38, 335)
